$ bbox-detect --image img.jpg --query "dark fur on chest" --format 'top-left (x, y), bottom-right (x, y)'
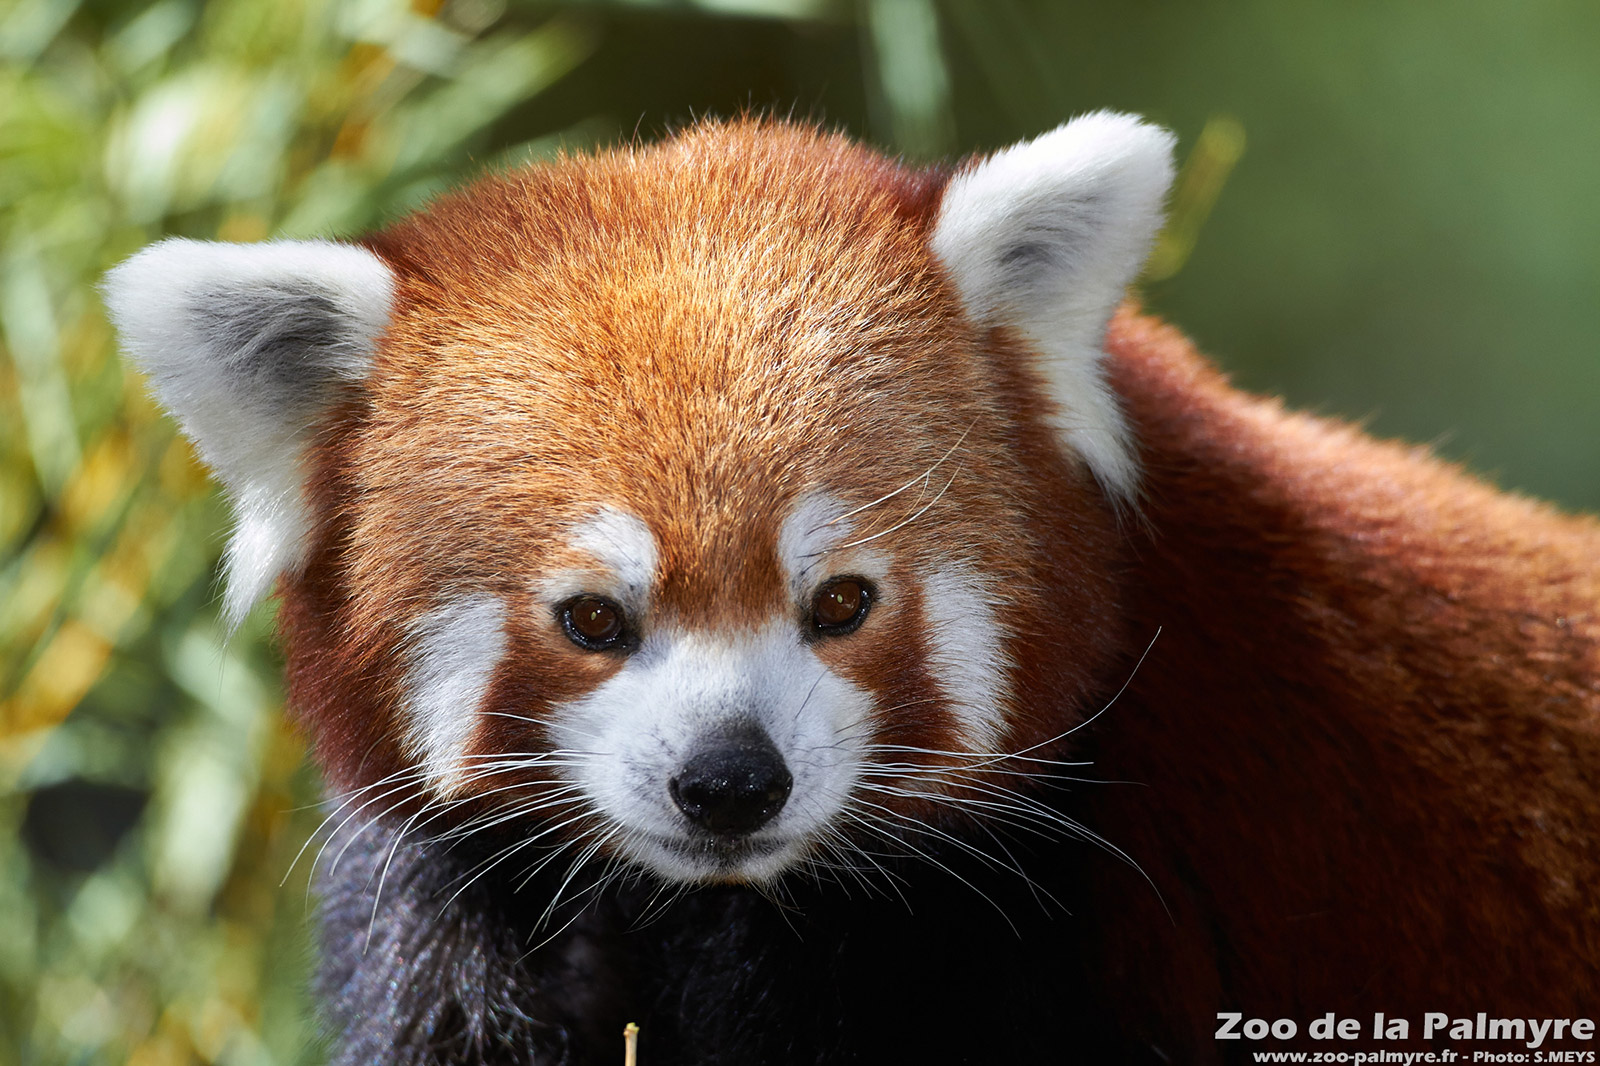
top-left (314, 809), bottom-right (1166, 1065)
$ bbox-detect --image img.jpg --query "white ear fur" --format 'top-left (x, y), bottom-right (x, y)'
top-left (103, 238), bottom-right (394, 624)
top-left (930, 111), bottom-right (1175, 500)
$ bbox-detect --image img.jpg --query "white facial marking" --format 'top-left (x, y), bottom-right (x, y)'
top-left (402, 594), bottom-right (509, 792)
top-left (102, 238), bottom-right (395, 624)
top-left (931, 111), bottom-right (1174, 502)
top-left (547, 620), bottom-right (874, 883)
top-left (539, 506), bottom-right (659, 611)
top-left (570, 507), bottom-right (658, 598)
top-left (778, 491), bottom-right (891, 599)
top-left (919, 564), bottom-right (1011, 753)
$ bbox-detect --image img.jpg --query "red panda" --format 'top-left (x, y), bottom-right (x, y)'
top-left (104, 115), bottom-right (1600, 1064)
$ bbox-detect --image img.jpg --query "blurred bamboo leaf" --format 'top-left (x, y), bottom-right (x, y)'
top-left (0, 0), bottom-right (85, 63)
top-left (864, 0), bottom-right (953, 158)
top-left (1146, 114), bottom-right (1246, 283)
top-left (2, 239), bottom-right (81, 494)
top-left (0, 0), bottom-right (612, 1060)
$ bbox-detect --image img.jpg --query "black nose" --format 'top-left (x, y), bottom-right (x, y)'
top-left (669, 730), bottom-right (793, 837)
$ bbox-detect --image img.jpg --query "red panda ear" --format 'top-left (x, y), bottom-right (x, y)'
top-left (930, 112), bottom-right (1175, 501)
top-left (103, 238), bottom-right (394, 624)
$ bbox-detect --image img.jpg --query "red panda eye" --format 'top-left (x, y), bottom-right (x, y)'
top-left (812, 578), bottom-right (871, 634)
top-left (562, 596), bottom-right (627, 650)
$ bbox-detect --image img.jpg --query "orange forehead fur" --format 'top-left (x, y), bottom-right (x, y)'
top-left (349, 120), bottom-right (1035, 631)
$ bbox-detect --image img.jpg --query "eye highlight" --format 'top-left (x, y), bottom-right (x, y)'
top-left (560, 595), bottom-right (630, 651)
top-left (810, 577), bottom-right (872, 637)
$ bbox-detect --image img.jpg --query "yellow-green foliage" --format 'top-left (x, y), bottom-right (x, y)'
top-left (1, 1), bottom-right (598, 1060)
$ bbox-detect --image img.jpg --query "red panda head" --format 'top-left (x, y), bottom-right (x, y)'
top-left (105, 115), bottom-right (1173, 885)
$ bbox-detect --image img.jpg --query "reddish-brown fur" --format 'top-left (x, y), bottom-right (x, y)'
top-left (271, 119), bottom-right (1599, 1050)
top-left (1088, 312), bottom-right (1600, 1046)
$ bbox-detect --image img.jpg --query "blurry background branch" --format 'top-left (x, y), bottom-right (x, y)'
top-left (2, 0), bottom-right (1597, 1062)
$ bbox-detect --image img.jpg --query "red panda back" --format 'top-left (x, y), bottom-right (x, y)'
top-left (1089, 310), bottom-right (1600, 1036)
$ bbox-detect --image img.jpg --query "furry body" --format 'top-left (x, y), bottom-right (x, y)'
top-left (105, 119), bottom-right (1600, 1063)
top-left (315, 315), bottom-right (1600, 1064)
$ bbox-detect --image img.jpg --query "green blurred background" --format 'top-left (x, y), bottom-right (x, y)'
top-left (1, 0), bottom-right (1596, 1061)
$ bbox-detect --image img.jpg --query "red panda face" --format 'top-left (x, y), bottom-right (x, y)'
top-left (105, 116), bottom-right (1173, 886)
top-left (337, 147), bottom-right (1043, 882)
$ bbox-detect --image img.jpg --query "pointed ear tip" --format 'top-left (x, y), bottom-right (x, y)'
top-left (101, 237), bottom-right (203, 311)
top-left (957, 113), bottom-right (1175, 208)
top-left (100, 258), bottom-right (145, 328)
top-left (1047, 111), bottom-right (1177, 172)
top-left (107, 236), bottom-right (203, 272)
top-left (102, 238), bottom-right (396, 331)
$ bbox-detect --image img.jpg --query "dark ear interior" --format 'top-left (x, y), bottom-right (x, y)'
top-left (102, 237), bottom-right (395, 622)
top-left (929, 112), bottom-right (1174, 501)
